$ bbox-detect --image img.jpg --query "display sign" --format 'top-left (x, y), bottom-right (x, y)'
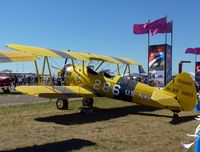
top-left (148, 44), bottom-right (172, 87)
top-left (196, 62), bottom-right (200, 84)
top-left (166, 44), bottom-right (172, 84)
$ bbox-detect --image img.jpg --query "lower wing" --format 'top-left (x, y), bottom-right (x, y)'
top-left (16, 86), bottom-right (96, 98)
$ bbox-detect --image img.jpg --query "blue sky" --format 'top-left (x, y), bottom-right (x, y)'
top-left (0, 0), bottom-right (200, 75)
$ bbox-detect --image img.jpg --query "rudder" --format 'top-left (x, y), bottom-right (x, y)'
top-left (163, 72), bottom-right (197, 111)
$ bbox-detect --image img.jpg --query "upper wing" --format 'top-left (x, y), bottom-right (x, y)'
top-left (0, 50), bottom-right (38, 63)
top-left (16, 85), bottom-right (96, 98)
top-left (7, 44), bottom-right (141, 65)
top-left (77, 52), bottom-right (141, 65)
top-left (7, 44), bottom-right (88, 61)
top-left (118, 57), bottom-right (141, 65)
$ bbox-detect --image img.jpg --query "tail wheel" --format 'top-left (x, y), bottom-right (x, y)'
top-left (82, 98), bottom-right (94, 108)
top-left (56, 98), bottom-right (68, 110)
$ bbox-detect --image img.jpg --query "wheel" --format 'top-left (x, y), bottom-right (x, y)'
top-left (56, 98), bottom-right (68, 110)
top-left (2, 86), bottom-right (10, 94)
top-left (173, 113), bottom-right (179, 119)
top-left (82, 98), bottom-right (94, 108)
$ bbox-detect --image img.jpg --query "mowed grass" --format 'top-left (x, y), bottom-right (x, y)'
top-left (0, 97), bottom-right (199, 152)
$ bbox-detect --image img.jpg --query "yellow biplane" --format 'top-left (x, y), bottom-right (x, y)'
top-left (7, 44), bottom-right (198, 117)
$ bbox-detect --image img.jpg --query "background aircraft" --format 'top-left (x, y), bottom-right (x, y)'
top-left (7, 44), bottom-right (198, 117)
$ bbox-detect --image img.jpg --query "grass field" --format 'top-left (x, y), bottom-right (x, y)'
top-left (0, 97), bottom-right (199, 152)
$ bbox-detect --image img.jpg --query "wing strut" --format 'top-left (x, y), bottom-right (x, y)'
top-left (34, 56), bottom-right (54, 87)
top-left (95, 61), bottom-right (104, 71)
top-left (41, 57), bottom-right (46, 84)
top-left (46, 57), bottom-right (53, 86)
top-left (117, 64), bottom-right (120, 75)
top-left (34, 60), bottom-right (41, 85)
top-left (123, 65), bottom-right (128, 76)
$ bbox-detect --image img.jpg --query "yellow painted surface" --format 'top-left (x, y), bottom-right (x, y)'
top-left (120, 58), bottom-right (141, 65)
top-left (163, 72), bottom-right (198, 111)
top-left (0, 50), bottom-right (38, 62)
top-left (7, 44), bottom-right (61, 58)
top-left (15, 86), bottom-right (95, 98)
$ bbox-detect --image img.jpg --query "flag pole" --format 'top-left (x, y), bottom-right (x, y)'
top-left (148, 28), bottom-right (150, 79)
top-left (164, 16), bottom-right (168, 86)
top-left (171, 21), bottom-right (173, 50)
top-left (165, 17), bottom-right (168, 45)
top-left (171, 20), bottom-right (173, 82)
top-left (195, 54), bottom-right (197, 82)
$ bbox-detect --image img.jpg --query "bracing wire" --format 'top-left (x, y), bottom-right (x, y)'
top-left (49, 57), bottom-right (62, 69)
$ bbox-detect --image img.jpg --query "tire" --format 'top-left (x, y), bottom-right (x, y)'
top-left (56, 98), bottom-right (68, 110)
top-left (2, 87), bottom-right (10, 94)
top-left (82, 98), bottom-right (94, 107)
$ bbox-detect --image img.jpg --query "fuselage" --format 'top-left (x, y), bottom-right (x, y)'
top-left (63, 65), bottom-right (168, 109)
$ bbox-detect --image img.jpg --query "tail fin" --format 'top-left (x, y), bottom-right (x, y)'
top-left (163, 72), bottom-right (197, 111)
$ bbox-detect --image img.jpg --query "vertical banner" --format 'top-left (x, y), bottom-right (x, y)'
top-left (148, 44), bottom-right (172, 87)
top-left (196, 62), bottom-right (200, 84)
top-left (166, 44), bottom-right (172, 84)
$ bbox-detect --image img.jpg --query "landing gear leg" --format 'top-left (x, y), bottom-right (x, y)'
top-left (172, 110), bottom-right (180, 119)
top-left (173, 113), bottom-right (179, 119)
top-left (56, 98), bottom-right (68, 110)
top-left (80, 98), bottom-right (94, 115)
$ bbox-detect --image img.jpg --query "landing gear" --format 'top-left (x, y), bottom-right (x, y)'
top-left (80, 98), bottom-right (94, 114)
top-left (172, 110), bottom-right (180, 119)
top-left (56, 98), bottom-right (68, 110)
top-left (82, 98), bottom-right (94, 108)
top-left (173, 113), bottom-right (179, 119)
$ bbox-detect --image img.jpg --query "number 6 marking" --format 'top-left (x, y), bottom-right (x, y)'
top-left (112, 84), bottom-right (121, 96)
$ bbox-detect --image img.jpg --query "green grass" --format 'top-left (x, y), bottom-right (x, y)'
top-left (0, 97), bottom-right (199, 152)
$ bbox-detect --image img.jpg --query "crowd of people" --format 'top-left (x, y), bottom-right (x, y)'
top-left (9, 74), bottom-right (62, 88)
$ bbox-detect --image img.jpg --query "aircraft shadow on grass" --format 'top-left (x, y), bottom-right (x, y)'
top-left (170, 115), bottom-right (197, 125)
top-left (1, 138), bottom-right (95, 152)
top-left (35, 104), bottom-right (197, 125)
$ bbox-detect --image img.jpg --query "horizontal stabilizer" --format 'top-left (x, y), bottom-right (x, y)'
top-left (151, 90), bottom-right (181, 109)
top-left (16, 86), bottom-right (96, 98)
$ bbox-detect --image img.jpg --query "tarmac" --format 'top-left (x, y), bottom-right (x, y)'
top-left (0, 91), bottom-right (50, 106)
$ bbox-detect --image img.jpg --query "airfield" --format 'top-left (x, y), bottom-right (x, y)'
top-left (0, 92), bottom-right (199, 152)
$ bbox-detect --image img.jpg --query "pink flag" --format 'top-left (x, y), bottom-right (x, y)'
top-left (149, 17), bottom-right (167, 28)
top-left (148, 17), bottom-right (167, 35)
top-left (133, 22), bottom-right (149, 34)
top-left (185, 48), bottom-right (200, 55)
top-left (150, 21), bottom-right (172, 35)
top-left (133, 17), bottom-right (172, 35)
